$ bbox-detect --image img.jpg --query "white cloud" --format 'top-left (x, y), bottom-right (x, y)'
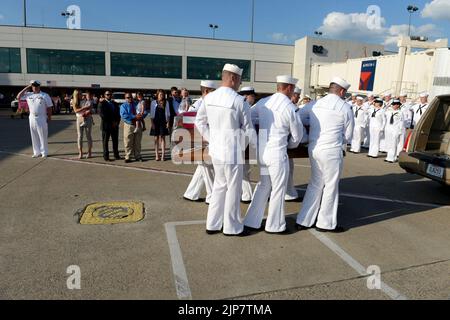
top-left (317, 11), bottom-right (386, 42)
top-left (422, 0), bottom-right (450, 21)
top-left (317, 11), bottom-right (442, 49)
top-left (384, 24), bottom-right (442, 46)
top-left (268, 32), bottom-right (298, 43)
top-left (0, 14), bottom-right (4, 20)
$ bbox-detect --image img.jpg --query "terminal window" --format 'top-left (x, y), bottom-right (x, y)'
top-left (0, 48), bottom-right (21, 73)
top-left (26, 49), bottom-right (105, 75)
top-left (187, 57), bottom-right (251, 82)
top-left (111, 52), bottom-right (182, 79)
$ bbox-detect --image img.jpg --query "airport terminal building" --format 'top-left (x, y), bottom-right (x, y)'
top-left (0, 26), bottom-right (384, 99)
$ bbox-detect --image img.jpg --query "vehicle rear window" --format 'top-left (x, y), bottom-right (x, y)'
top-left (430, 98), bottom-right (450, 132)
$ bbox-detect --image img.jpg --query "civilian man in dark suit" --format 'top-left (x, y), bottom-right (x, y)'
top-left (167, 86), bottom-right (181, 133)
top-left (99, 90), bottom-right (121, 161)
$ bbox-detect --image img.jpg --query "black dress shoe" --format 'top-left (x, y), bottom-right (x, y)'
top-left (115, 155), bottom-right (122, 160)
top-left (315, 226), bottom-right (347, 233)
top-left (125, 159), bottom-right (132, 163)
top-left (241, 200), bottom-right (252, 204)
top-left (206, 229), bottom-right (221, 235)
top-left (103, 157), bottom-right (110, 162)
top-left (244, 225), bottom-right (264, 233)
top-left (295, 223), bottom-right (313, 231)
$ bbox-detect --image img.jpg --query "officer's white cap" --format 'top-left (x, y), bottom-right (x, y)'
top-left (330, 77), bottom-right (351, 90)
top-left (419, 92), bottom-right (429, 98)
top-left (200, 80), bottom-right (217, 89)
top-left (30, 80), bottom-right (41, 86)
top-left (375, 98), bottom-right (383, 103)
top-left (368, 92), bottom-right (375, 97)
top-left (240, 86), bottom-right (255, 93)
top-left (294, 87), bottom-right (302, 94)
top-left (276, 75), bottom-right (298, 85)
top-left (385, 91), bottom-right (392, 96)
top-left (223, 64), bottom-right (243, 76)
top-left (357, 96), bottom-right (365, 101)
top-left (400, 92), bottom-right (408, 97)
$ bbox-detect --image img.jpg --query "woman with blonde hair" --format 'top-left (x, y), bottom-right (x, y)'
top-left (72, 89), bottom-right (94, 159)
top-left (150, 89), bottom-right (170, 161)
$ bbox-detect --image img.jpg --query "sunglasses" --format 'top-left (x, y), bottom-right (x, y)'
top-left (105, 94), bottom-right (111, 96)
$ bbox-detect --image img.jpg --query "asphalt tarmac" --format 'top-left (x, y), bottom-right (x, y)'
top-left (0, 111), bottom-right (449, 300)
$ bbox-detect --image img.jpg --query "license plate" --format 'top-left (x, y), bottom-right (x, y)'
top-left (426, 164), bottom-right (444, 179)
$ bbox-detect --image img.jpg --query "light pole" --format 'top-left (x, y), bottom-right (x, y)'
top-left (209, 24), bottom-right (218, 39)
top-left (23, 0), bottom-right (27, 27)
top-left (251, 0), bottom-right (255, 42)
top-left (407, 5), bottom-right (419, 37)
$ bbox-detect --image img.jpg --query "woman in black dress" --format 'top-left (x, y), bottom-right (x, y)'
top-left (150, 89), bottom-right (170, 161)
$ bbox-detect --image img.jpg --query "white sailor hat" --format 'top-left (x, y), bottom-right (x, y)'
top-left (276, 75), bottom-right (298, 85)
top-left (384, 91), bottom-right (392, 96)
top-left (368, 92), bottom-right (375, 97)
top-left (375, 98), bottom-right (384, 104)
top-left (223, 64), bottom-right (243, 76)
top-left (200, 80), bottom-right (217, 89)
top-left (392, 99), bottom-right (401, 105)
top-left (239, 86), bottom-right (255, 95)
top-left (419, 92), bottom-right (429, 98)
top-left (303, 94), bottom-right (311, 99)
top-left (356, 96), bottom-right (365, 101)
top-left (294, 87), bottom-right (302, 94)
top-left (399, 92), bottom-right (408, 97)
top-left (352, 93), bottom-right (357, 97)
top-left (30, 80), bottom-right (41, 86)
top-left (330, 77), bottom-right (351, 90)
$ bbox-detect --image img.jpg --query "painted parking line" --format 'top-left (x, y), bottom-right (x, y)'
top-left (0, 150), bottom-right (193, 177)
top-left (2, 149), bottom-right (413, 299)
top-left (294, 164), bottom-right (312, 168)
top-left (164, 217), bottom-right (408, 300)
top-left (2, 150), bottom-right (447, 210)
top-left (309, 229), bottom-right (408, 300)
top-left (165, 221), bottom-right (205, 300)
top-left (295, 187), bottom-right (448, 209)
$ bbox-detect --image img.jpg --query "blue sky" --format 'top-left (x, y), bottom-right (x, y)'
top-left (0, 0), bottom-right (449, 48)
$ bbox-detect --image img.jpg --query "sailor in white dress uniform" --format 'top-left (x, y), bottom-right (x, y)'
top-left (183, 80), bottom-right (217, 204)
top-left (195, 64), bottom-right (256, 236)
top-left (296, 77), bottom-right (354, 233)
top-left (17, 80), bottom-right (53, 158)
top-left (244, 76), bottom-right (303, 234)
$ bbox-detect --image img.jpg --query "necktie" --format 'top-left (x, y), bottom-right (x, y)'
top-left (372, 109), bottom-right (378, 118)
top-left (355, 107), bottom-right (361, 118)
top-left (417, 105), bottom-right (424, 115)
top-left (390, 112), bottom-right (398, 125)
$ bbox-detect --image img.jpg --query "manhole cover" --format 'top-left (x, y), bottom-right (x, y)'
top-left (79, 201), bottom-right (144, 225)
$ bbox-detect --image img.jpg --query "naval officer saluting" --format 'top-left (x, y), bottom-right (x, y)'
top-left (296, 77), bottom-right (354, 233)
top-left (244, 76), bottom-right (303, 234)
top-left (195, 64), bottom-right (256, 236)
top-left (17, 80), bottom-right (53, 158)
